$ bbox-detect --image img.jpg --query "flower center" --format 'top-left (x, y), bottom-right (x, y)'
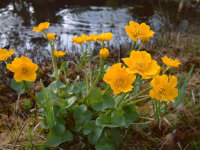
top-left (134, 28), bottom-right (141, 37)
top-left (136, 62), bottom-right (144, 70)
top-left (21, 67), bottom-right (28, 73)
top-left (159, 86), bottom-right (166, 95)
top-left (115, 78), bottom-right (124, 86)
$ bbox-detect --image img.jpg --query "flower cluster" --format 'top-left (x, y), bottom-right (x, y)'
top-left (72, 32), bottom-right (113, 44)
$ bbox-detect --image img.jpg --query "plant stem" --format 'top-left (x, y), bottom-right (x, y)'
top-left (102, 41), bottom-right (104, 48)
top-left (80, 57), bottom-right (104, 103)
top-left (88, 41), bottom-right (92, 86)
top-left (125, 87), bottom-right (152, 103)
top-left (132, 41), bottom-right (136, 50)
top-left (138, 43), bottom-right (143, 51)
top-left (163, 66), bottom-right (170, 74)
top-left (124, 96), bottom-right (150, 106)
top-left (115, 92), bottom-right (128, 108)
top-left (23, 81), bottom-right (44, 108)
top-left (81, 43), bottom-right (89, 93)
top-left (103, 86), bottom-right (111, 96)
top-left (43, 31), bottom-right (59, 80)
top-left (164, 101), bottom-right (167, 114)
top-left (60, 58), bottom-right (69, 87)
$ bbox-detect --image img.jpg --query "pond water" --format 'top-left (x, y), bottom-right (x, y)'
top-left (0, 0), bottom-right (199, 62)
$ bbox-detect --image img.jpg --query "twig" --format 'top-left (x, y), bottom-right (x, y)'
top-left (12, 120), bottom-right (28, 150)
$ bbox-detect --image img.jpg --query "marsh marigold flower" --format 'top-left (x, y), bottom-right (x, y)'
top-left (33, 22), bottom-right (50, 32)
top-left (72, 34), bottom-right (88, 44)
top-left (7, 56), bottom-right (38, 82)
top-left (103, 63), bottom-right (136, 95)
top-left (96, 32), bottom-right (113, 41)
top-left (54, 51), bottom-right (66, 58)
top-left (162, 56), bottom-right (181, 68)
top-left (99, 48), bottom-right (109, 58)
top-left (45, 33), bottom-right (56, 40)
top-left (125, 21), bottom-right (154, 42)
top-left (87, 34), bottom-right (97, 41)
top-left (0, 49), bottom-right (15, 61)
top-left (149, 74), bottom-right (178, 102)
top-left (123, 50), bottom-right (160, 79)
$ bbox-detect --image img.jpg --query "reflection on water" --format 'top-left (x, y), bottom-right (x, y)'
top-left (0, 0), bottom-right (199, 62)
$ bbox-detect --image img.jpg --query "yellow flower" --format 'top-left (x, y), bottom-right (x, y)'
top-left (54, 51), bottom-right (67, 58)
top-left (96, 32), bottom-right (113, 41)
top-left (125, 21), bottom-right (154, 42)
top-left (0, 49), bottom-right (15, 61)
top-left (162, 56), bottom-right (181, 68)
top-left (7, 56), bottom-right (38, 82)
top-left (45, 33), bottom-right (56, 40)
top-left (87, 34), bottom-right (97, 41)
top-left (149, 74), bottom-right (178, 102)
top-left (103, 63), bottom-right (136, 95)
top-left (99, 48), bottom-right (109, 58)
top-left (123, 50), bottom-right (160, 79)
top-left (33, 22), bottom-right (50, 32)
top-left (139, 23), bottom-right (154, 43)
top-left (72, 34), bottom-right (88, 44)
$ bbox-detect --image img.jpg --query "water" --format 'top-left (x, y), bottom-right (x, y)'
top-left (0, 0), bottom-right (199, 62)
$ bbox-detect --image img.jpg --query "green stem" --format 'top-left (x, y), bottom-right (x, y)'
top-left (102, 41), bottom-right (104, 49)
top-left (163, 66), bottom-right (170, 74)
top-left (81, 43), bottom-right (89, 93)
top-left (152, 99), bottom-right (156, 119)
top-left (80, 57), bottom-right (104, 103)
top-left (88, 41), bottom-right (92, 86)
top-left (124, 96), bottom-right (150, 106)
top-left (103, 86), bottom-right (111, 96)
top-left (60, 58), bottom-right (69, 87)
top-left (43, 31), bottom-right (59, 80)
top-left (23, 81), bottom-right (44, 108)
top-left (138, 43), bottom-right (143, 51)
top-left (125, 87), bottom-right (151, 103)
top-left (155, 100), bottom-right (160, 121)
top-left (115, 92), bottom-right (128, 108)
top-left (132, 41), bottom-right (136, 50)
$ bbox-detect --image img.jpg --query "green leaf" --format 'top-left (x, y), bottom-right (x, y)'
top-left (95, 143), bottom-right (115, 150)
top-left (11, 78), bottom-right (25, 95)
top-left (175, 65), bottom-right (194, 105)
top-left (110, 108), bottom-right (126, 126)
top-left (22, 81), bottom-right (34, 89)
top-left (122, 104), bottom-right (140, 127)
top-left (60, 61), bottom-right (68, 72)
top-left (73, 104), bottom-right (87, 132)
top-left (47, 130), bottom-right (73, 147)
top-left (89, 89), bottom-right (115, 111)
top-left (73, 81), bottom-right (87, 95)
top-left (88, 126), bottom-right (104, 144)
top-left (96, 108), bottom-right (126, 127)
top-left (82, 121), bottom-right (96, 135)
top-left (49, 80), bottom-right (66, 94)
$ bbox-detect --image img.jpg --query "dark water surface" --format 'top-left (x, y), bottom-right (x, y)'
top-left (0, 0), bottom-right (199, 62)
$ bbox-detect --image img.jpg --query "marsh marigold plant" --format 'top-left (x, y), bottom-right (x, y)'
top-left (123, 50), bottom-right (160, 79)
top-left (103, 63), bottom-right (136, 95)
top-left (0, 49), bottom-right (15, 61)
top-left (33, 22), bottom-right (50, 32)
top-left (149, 74), bottom-right (178, 102)
top-left (7, 56), bottom-right (38, 82)
top-left (162, 56), bottom-right (181, 68)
